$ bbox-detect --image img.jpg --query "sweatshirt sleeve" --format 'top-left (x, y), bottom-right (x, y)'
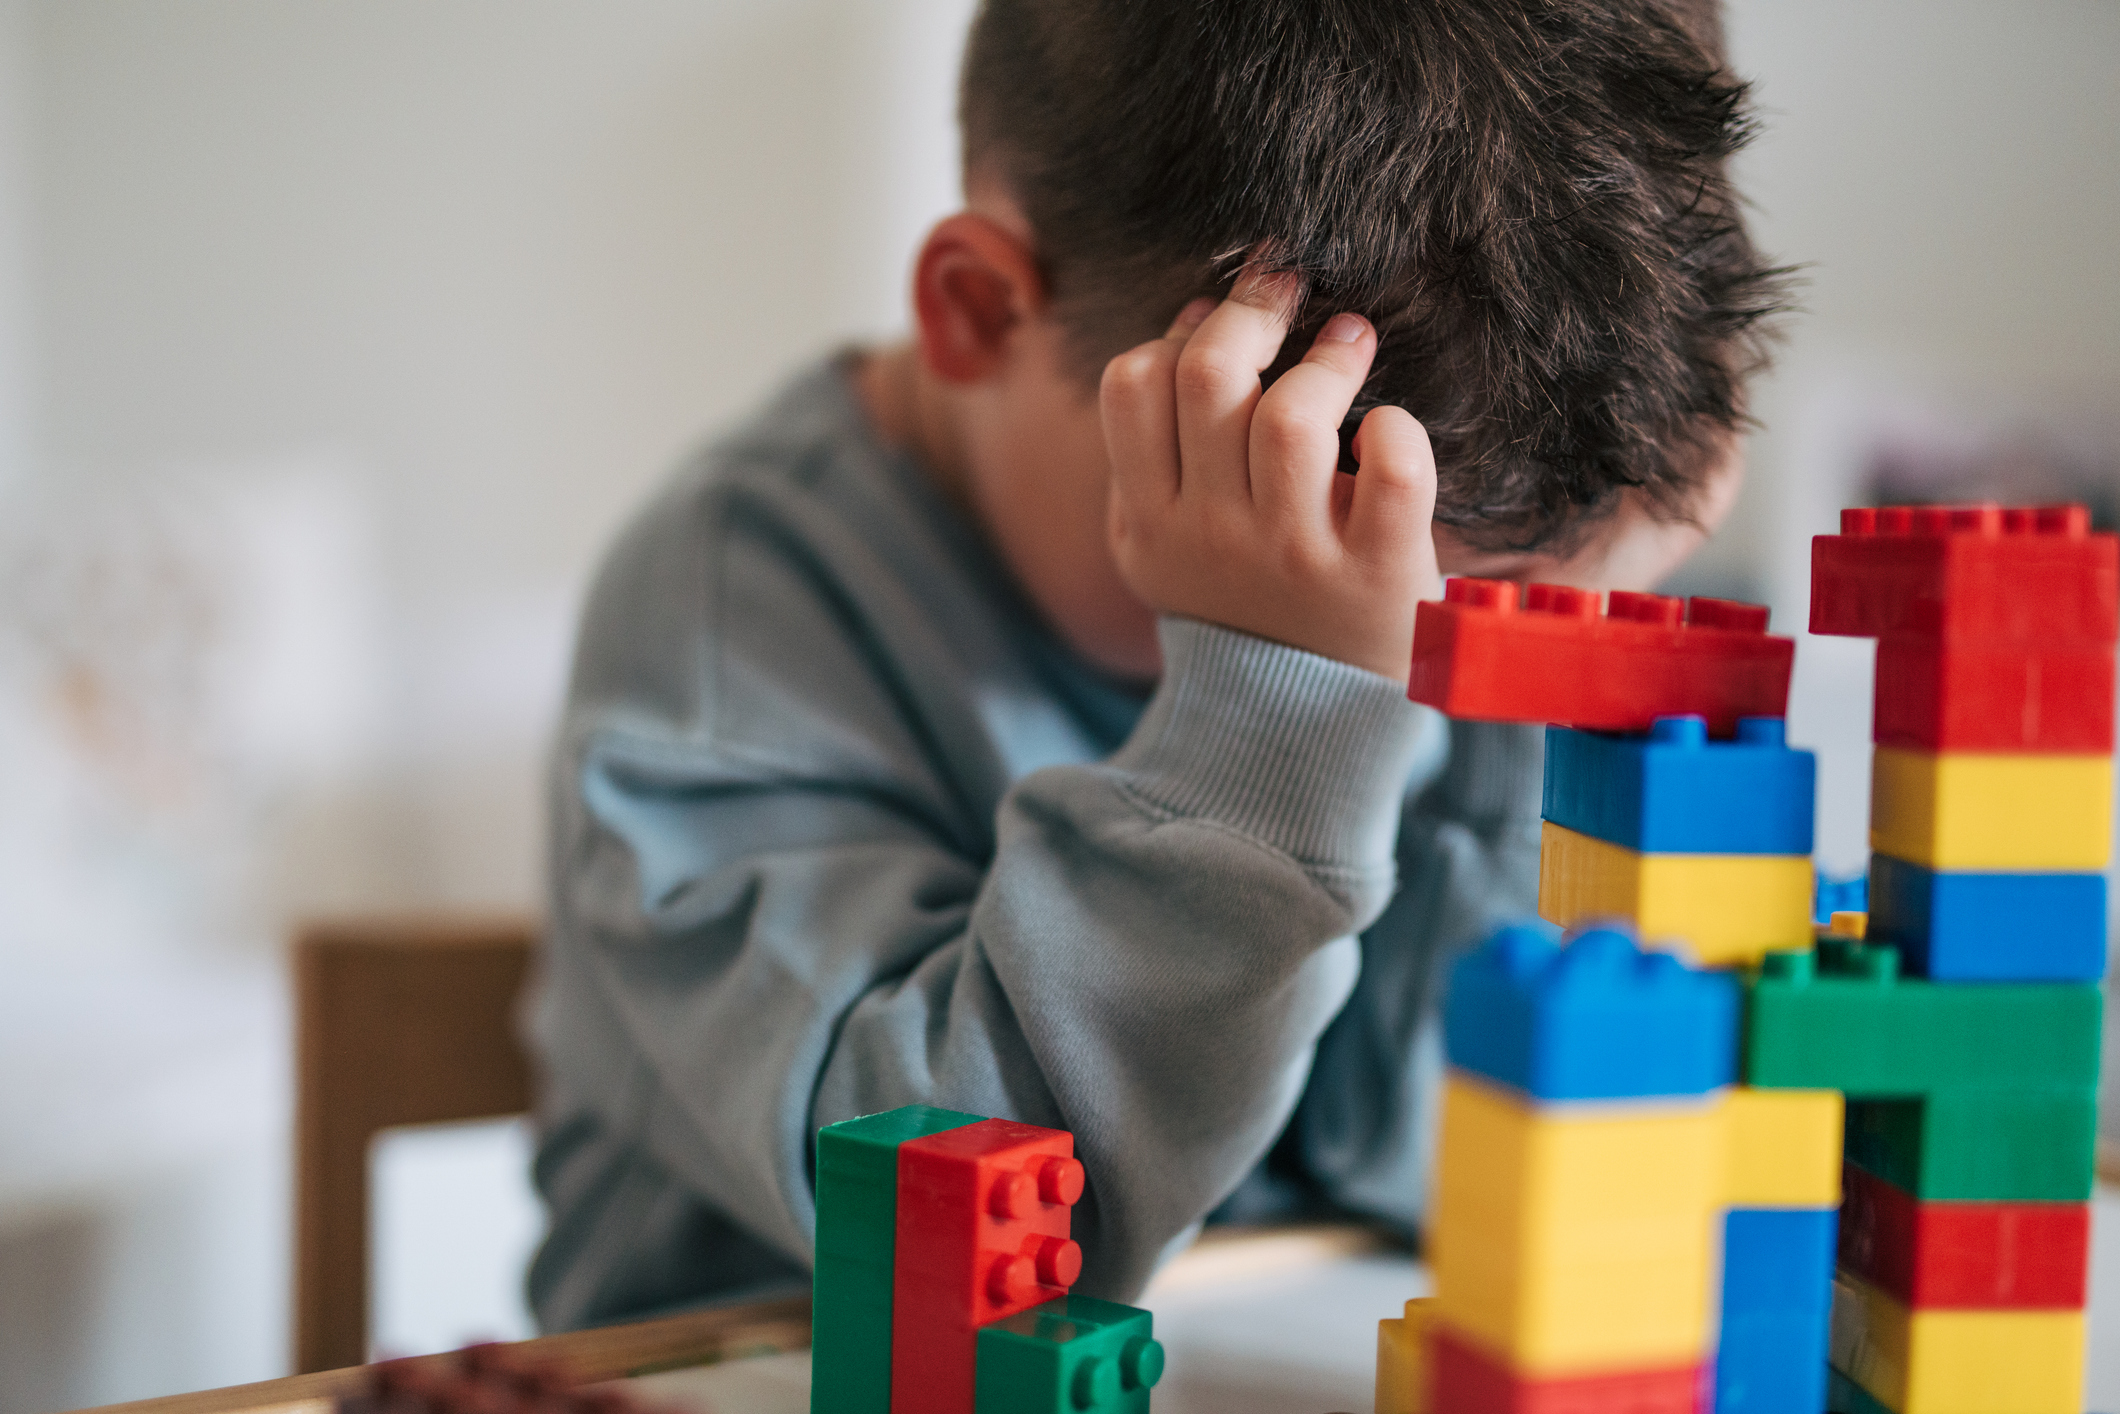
top-left (1283, 717), bottom-right (1546, 1230)
top-left (543, 594), bottom-right (1434, 1314)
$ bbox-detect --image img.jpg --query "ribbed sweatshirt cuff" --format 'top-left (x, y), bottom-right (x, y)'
top-left (1108, 617), bottom-right (1432, 867)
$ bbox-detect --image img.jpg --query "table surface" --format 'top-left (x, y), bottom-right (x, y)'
top-left (69, 1193), bottom-right (2120, 1414)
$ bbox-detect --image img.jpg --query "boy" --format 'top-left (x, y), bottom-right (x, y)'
top-left (527, 0), bottom-right (1780, 1329)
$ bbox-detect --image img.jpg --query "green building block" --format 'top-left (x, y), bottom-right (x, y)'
top-left (812, 1105), bottom-right (979, 1414)
top-left (1743, 940), bottom-right (2103, 1202)
top-left (1846, 1088), bottom-right (2098, 1202)
top-left (1826, 1365), bottom-right (1892, 1414)
top-left (975, 1295), bottom-right (1165, 1414)
top-left (1743, 941), bottom-right (2102, 1093)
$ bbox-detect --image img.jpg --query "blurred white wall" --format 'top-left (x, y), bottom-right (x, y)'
top-left (0, 0), bottom-right (33, 488)
top-left (0, 2), bottom-right (2115, 1409)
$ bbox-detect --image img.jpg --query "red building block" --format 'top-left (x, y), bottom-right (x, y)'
top-left (1839, 1162), bottom-right (2090, 1309)
top-left (1810, 504), bottom-right (2120, 648)
top-left (1431, 1325), bottom-right (1706, 1414)
top-left (891, 1118), bottom-right (1087, 1414)
top-left (1407, 580), bottom-right (1793, 735)
top-left (1873, 637), bottom-right (2115, 752)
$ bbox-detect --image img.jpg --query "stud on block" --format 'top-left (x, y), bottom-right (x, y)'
top-left (1829, 1273), bottom-right (2086, 1414)
top-left (893, 1118), bottom-right (1088, 1414)
top-left (1430, 1075), bottom-right (1723, 1370)
top-left (1869, 748), bottom-right (2112, 872)
top-left (1536, 822), bottom-right (1814, 966)
top-left (1839, 1162), bottom-right (2090, 1309)
top-left (1866, 854), bottom-right (2106, 982)
top-left (1542, 716), bottom-right (1815, 855)
top-left (1409, 579), bottom-right (1793, 735)
top-left (1429, 1323), bottom-right (1707, 1414)
top-left (1444, 926), bottom-right (1738, 1102)
top-left (1377, 1298), bottom-right (1435, 1414)
top-left (812, 1106), bottom-right (980, 1414)
top-left (974, 1295), bottom-right (1162, 1414)
top-left (1810, 503), bottom-right (2120, 648)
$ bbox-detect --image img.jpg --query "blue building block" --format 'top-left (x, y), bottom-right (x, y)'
top-left (1715, 1208), bottom-right (1837, 1414)
top-left (1814, 872), bottom-right (1868, 925)
top-left (1444, 924), bottom-right (1739, 1102)
top-left (1542, 716), bottom-right (1816, 854)
top-left (975, 1295), bottom-right (1163, 1414)
top-left (1868, 853), bottom-right (2107, 981)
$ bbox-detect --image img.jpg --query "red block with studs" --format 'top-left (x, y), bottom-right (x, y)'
top-left (1430, 1324), bottom-right (1707, 1414)
top-left (1407, 579), bottom-right (1792, 736)
top-left (1810, 504), bottom-right (2120, 648)
top-left (1838, 1162), bottom-right (2091, 1310)
top-left (1872, 637), bottom-right (2114, 752)
top-left (890, 1117), bottom-right (1087, 1414)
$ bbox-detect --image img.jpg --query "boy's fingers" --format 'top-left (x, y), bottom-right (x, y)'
top-left (1173, 265), bottom-right (1302, 503)
top-left (1100, 336), bottom-right (1184, 516)
top-left (1344, 405), bottom-right (1441, 591)
top-left (1249, 312), bottom-right (1377, 530)
top-left (1165, 297), bottom-right (1216, 342)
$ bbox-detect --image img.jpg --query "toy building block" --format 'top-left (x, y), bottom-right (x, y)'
top-left (1872, 638), bottom-right (2115, 753)
top-left (1870, 747), bottom-right (2112, 871)
top-left (1741, 942), bottom-right (2103, 1095)
top-left (973, 1294), bottom-right (1162, 1414)
top-left (1866, 854), bottom-right (2107, 982)
top-left (1809, 503), bottom-right (2120, 648)
top-left (1839, 1163), bottom-right (2090, 1309)
top-left (1722, 1088), bottom-right (1844, 1207)
top-left (1537, 822), bottom-right (1814, 965)
top-left (1429, 1324), bottom-right (1706, 1414)
top-left (893, 1118), bottom-right (1087, 1414)
top-left (1814, 872), bottom-right (1869, 924)
top-left (1828, 1273), bottom-right (2086, 1414)
top-left (1430, 1074), bottom-right (1723, 1370)
top-left (1715, 1208), bottom-right (1837, 1414)
top-left (1444, 926), bottom-right (1738, 1102)
top-left (1844, 1088), bottom-right (2098, 1204)
top-left (1542, 716), bottom-right (1815, 855)
top-left (1409, 578), bottom-right (1794, 735)
top-left (812, 1106), bottom-right (979, 1414)
top-left (1377, 1298), bottom-right (1434, 1414)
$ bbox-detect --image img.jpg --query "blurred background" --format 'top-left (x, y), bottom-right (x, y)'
top-left (0, 1), bottom-right (2112, 1408)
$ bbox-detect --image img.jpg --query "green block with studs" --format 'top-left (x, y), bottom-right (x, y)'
top-left (811, 1105), bottom-right (980, 1414)
top-left (1742, 939), bottom-right (2101, 1093)
top-left (975, 1295), bottom-right (1165, 1414)
top-left (1743, 939), bottom-right (2102, 1202)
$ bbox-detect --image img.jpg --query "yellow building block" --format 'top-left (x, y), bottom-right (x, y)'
top-left (1829, 1274), bottom-right (2086, 1414)
top-left (1722, 1087), bottom-right (1844, 1207)
top-left (1429, 1074), bottom-right (1722, 1371)
top-left (1871, 748), bottom-right (2112, 870)
top-left (1376, 1297), bottom-right (1434, 1414)
top-left (1536, 821), bottom-right (1814, 965)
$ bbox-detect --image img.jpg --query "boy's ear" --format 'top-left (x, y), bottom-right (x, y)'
top-left (912, 213), bottom-right (1048, 384)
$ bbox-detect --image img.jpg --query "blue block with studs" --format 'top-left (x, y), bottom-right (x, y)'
top-left (1542, 715), bottom-right (1816, 855)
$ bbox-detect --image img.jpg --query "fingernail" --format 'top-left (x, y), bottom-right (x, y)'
top-left (1174, 297), bottom-right (1216, 330)
top-left (1320, 312), bottom-right (1368, 344)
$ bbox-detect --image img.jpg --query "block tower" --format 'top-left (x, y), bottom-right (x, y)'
top-left (811, 1106), bottom-right (1165, 1414)
top-left (1802, 505), bottom-right (2112, 1412)
top-left (1382, 503), bottom-right (2111, 1414)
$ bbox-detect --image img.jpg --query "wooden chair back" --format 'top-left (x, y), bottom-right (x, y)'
top-left (293, 916), bottom-right (539, 1373)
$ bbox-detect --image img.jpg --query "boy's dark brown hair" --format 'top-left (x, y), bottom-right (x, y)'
top-left (961, 0), bottom-right (1786, 552)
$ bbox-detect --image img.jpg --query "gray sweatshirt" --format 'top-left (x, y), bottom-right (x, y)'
top-left (526, 356), bottom-right (1542, 1331)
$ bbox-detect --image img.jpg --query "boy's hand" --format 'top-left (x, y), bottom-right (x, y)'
top-left (1100, 267), bottom-right (1441, 682)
